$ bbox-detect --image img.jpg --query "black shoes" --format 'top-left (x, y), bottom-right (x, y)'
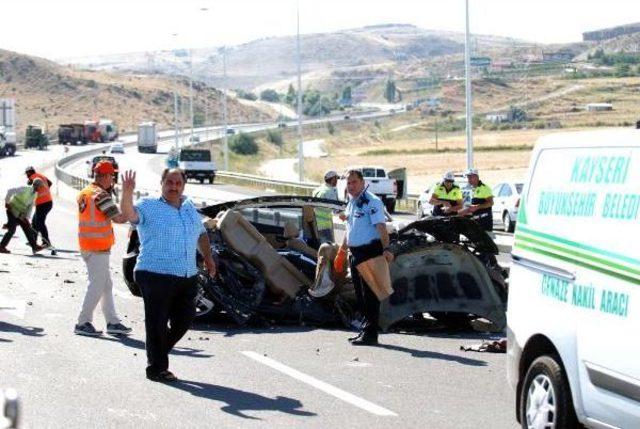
top-left (147, 370), bottom-right (178, 383)
top-left (349, 331), bottom-right (379, 346)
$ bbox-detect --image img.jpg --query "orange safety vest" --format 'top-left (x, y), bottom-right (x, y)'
top-left (77, 184), bottom-right (115, 252)
top-left (29, 173), bottom-right (52, 205)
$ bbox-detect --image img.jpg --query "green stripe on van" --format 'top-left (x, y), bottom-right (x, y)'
top-left (515, 234), bottom-right (640, 278)
top-left (516, 225), bottom-right (640, 269)
top-left (514, 241), bottom-right (640, 285)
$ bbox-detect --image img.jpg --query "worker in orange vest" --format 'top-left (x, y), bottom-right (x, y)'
top-left (74, 161), bottom-right (131, 337)
top-left (25, 166), bottom-right (53, 247)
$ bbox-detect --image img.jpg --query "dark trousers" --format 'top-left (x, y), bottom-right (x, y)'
top-left (134, 270), bottom-right (198, 375)
top-left (1, 210), bottom-right (37, 250)
top-left (32, 201), bottom-right (52, 243)
top-left (349, 240), bottom-right (383, 337)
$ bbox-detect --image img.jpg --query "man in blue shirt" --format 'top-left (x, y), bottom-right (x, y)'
top-left (339, 169), bottom-right (394, 346)
top-left (120, 168), bottom-right (217, 382)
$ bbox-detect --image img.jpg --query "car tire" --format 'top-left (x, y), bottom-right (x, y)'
top-left (520, 355), bottom-right (578, 429)
top-left (208, 175), bottom-right (214, 184)
top-left (199, 178), bottom-right (204, 184)
top-left (503, 211), bottom-right (515, 233)
top-left (429, 312), bottom-right (473, 329)
top-left (385, 198), bottom-right (396, 214)
top-left (6, 145), bottom-right (15, 156)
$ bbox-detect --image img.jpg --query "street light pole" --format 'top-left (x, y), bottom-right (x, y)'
top-left (189, 49), bottom-right (194, 144)
top-left (172, 34), bottom-right (179, 150)
top-left (296, 0), bottom-right (304, 182)
top-left (464, 0), bottom-right (474, 170)
top-left (221, 46), bottom-right (229, 170)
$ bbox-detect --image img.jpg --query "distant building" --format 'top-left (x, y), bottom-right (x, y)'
top-left (542, 51), bottom-right (574, 63)
top-left (586, 103), bottom-right (613, 112)
top-left (486, 112), bottom-right (511, 123)
top-left (583, 22), bottom-right (640, 42)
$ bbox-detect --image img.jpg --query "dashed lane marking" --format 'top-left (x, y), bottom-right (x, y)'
top-left (241, 350), bottom-right (397, 417)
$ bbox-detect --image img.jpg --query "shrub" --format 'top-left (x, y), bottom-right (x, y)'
top-left (266, 130), bottom-right (283, 146)
top-left (327, 122), bottom-right (335, 135)
top-left (229, 133), bottom-right (259, 155)
top-left (260, 89), bottom-right (280, 102)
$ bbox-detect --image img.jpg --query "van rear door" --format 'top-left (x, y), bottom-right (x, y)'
top-left (516, 136), bottom-right (640, 426)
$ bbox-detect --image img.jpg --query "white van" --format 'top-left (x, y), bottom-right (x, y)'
top-left (507, 129), bottom-right (640, 428)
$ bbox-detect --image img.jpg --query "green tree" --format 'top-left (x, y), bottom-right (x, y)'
top-left (285, 84), bottom-right (296, 105)
top-left (229, 133), bottom-right (259, 155)
top-left (616, 63), bottom-right (631, 77)
top-left (384, 79), bottom-right (396, 103)
top-left (266, 130), bottom-right (283, 147)
top-left (260, 89), bottom-right (280, 102)
top-left (341, 86), bottom-right (352, 106)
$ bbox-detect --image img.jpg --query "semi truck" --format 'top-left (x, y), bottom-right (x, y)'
top-left (137, 122), bottom-right (158, 153)
top-left (58, 123), bottom-right (86, 145)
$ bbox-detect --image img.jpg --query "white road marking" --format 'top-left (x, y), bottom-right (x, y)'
top-left (241, 350), bottom-right (397, 417)
top-left (0, 295), bottom-right (26, 319)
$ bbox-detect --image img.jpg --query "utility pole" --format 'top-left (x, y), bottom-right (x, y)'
top-left (296, 0), bottom-right (304, 182)
top-left (172, 34), bottom-right (179, 149)
top-left (464, 0), bottom-right (474, 170)
top-left (189, 49), bottom-right (194, 144)
top-left (221, 47), bottom-right (229, 170)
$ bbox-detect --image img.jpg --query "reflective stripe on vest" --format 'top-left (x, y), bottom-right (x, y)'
top-left (77, 184), bottom-right (114, 251)
top-left (30, 173), bottom-right (52, 205)
top-left (9, 188), bottom-right (35, 218)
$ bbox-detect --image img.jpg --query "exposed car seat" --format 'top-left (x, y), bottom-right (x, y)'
top-left (216, 210), bottom-right (311, 297)
top-left (283, 221), bottom-right (318, 259)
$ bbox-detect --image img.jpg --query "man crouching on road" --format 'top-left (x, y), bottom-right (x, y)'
top-left (75, 161), bottom-right (132, 337)
top-left (120, 168), bottom-right (217, 383)
top-left (339, 169), bottom-right (394, 346)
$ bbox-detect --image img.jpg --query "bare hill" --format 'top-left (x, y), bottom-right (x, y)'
top-left (0, 49), bottom-right (273, 137)
top-left (64, 24), bottom-right (526, 91)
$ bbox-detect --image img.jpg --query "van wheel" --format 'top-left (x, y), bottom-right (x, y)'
top-left (208, 175), bottom-right (214, 184)
top-left (520, 355), bottom-right (578, 429)
top-left (503, 212), bottom-right (514, 233)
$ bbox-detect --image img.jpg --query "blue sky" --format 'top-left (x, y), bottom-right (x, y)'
top-left (3, 0), bottom-right (640, 59)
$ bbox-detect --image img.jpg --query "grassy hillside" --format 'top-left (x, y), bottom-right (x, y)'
top-left (0, 49), bottom-right (274, 138)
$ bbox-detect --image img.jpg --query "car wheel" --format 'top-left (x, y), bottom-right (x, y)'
top-left (385, 198), bottom-right (396, 214)
top-left (199, 178), bottom-right (204, 184)
top-left (6, 145), bottom-right (15, 156)
top-left (503, 211), bottom-right (515, 233)
top-left (520, 355), bottom-right (578, 429)
top-left (208, 175), bottom-right (214, 184)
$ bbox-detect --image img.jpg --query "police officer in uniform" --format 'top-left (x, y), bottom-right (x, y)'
top-left (313, 170), bottom-right (340, 243)
top-left (428, 171), bottom-right (463, 216)
top-left (460, 168), bottom-right (494, 231)
top-left (339, 169), bottom-right (393, 346)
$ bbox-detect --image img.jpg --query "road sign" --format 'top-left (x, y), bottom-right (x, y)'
top-left (470, 56), bottom-right (491, 67)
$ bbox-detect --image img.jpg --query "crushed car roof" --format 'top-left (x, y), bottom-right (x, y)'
top-left (199, 195), bottom-right (347, 218)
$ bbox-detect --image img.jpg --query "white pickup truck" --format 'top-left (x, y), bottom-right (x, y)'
top-left (336, 166), bottom-right (406, 213)
top-left (178, 148), bottom-right (217, 184)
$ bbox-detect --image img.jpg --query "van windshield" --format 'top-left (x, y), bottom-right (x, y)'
top-left (180, 150), bottom-right (211, 162)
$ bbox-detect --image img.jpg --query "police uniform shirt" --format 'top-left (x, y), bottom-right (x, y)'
top-left (432, 182), bottom-right (462, 215)
top-left (345, 190), bottom-right (386, 247)
top-left (471, 181), bottom-right (493, 212)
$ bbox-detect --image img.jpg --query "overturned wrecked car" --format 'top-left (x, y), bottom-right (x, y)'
top-left (122, 196), bottom-right (508, 332)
